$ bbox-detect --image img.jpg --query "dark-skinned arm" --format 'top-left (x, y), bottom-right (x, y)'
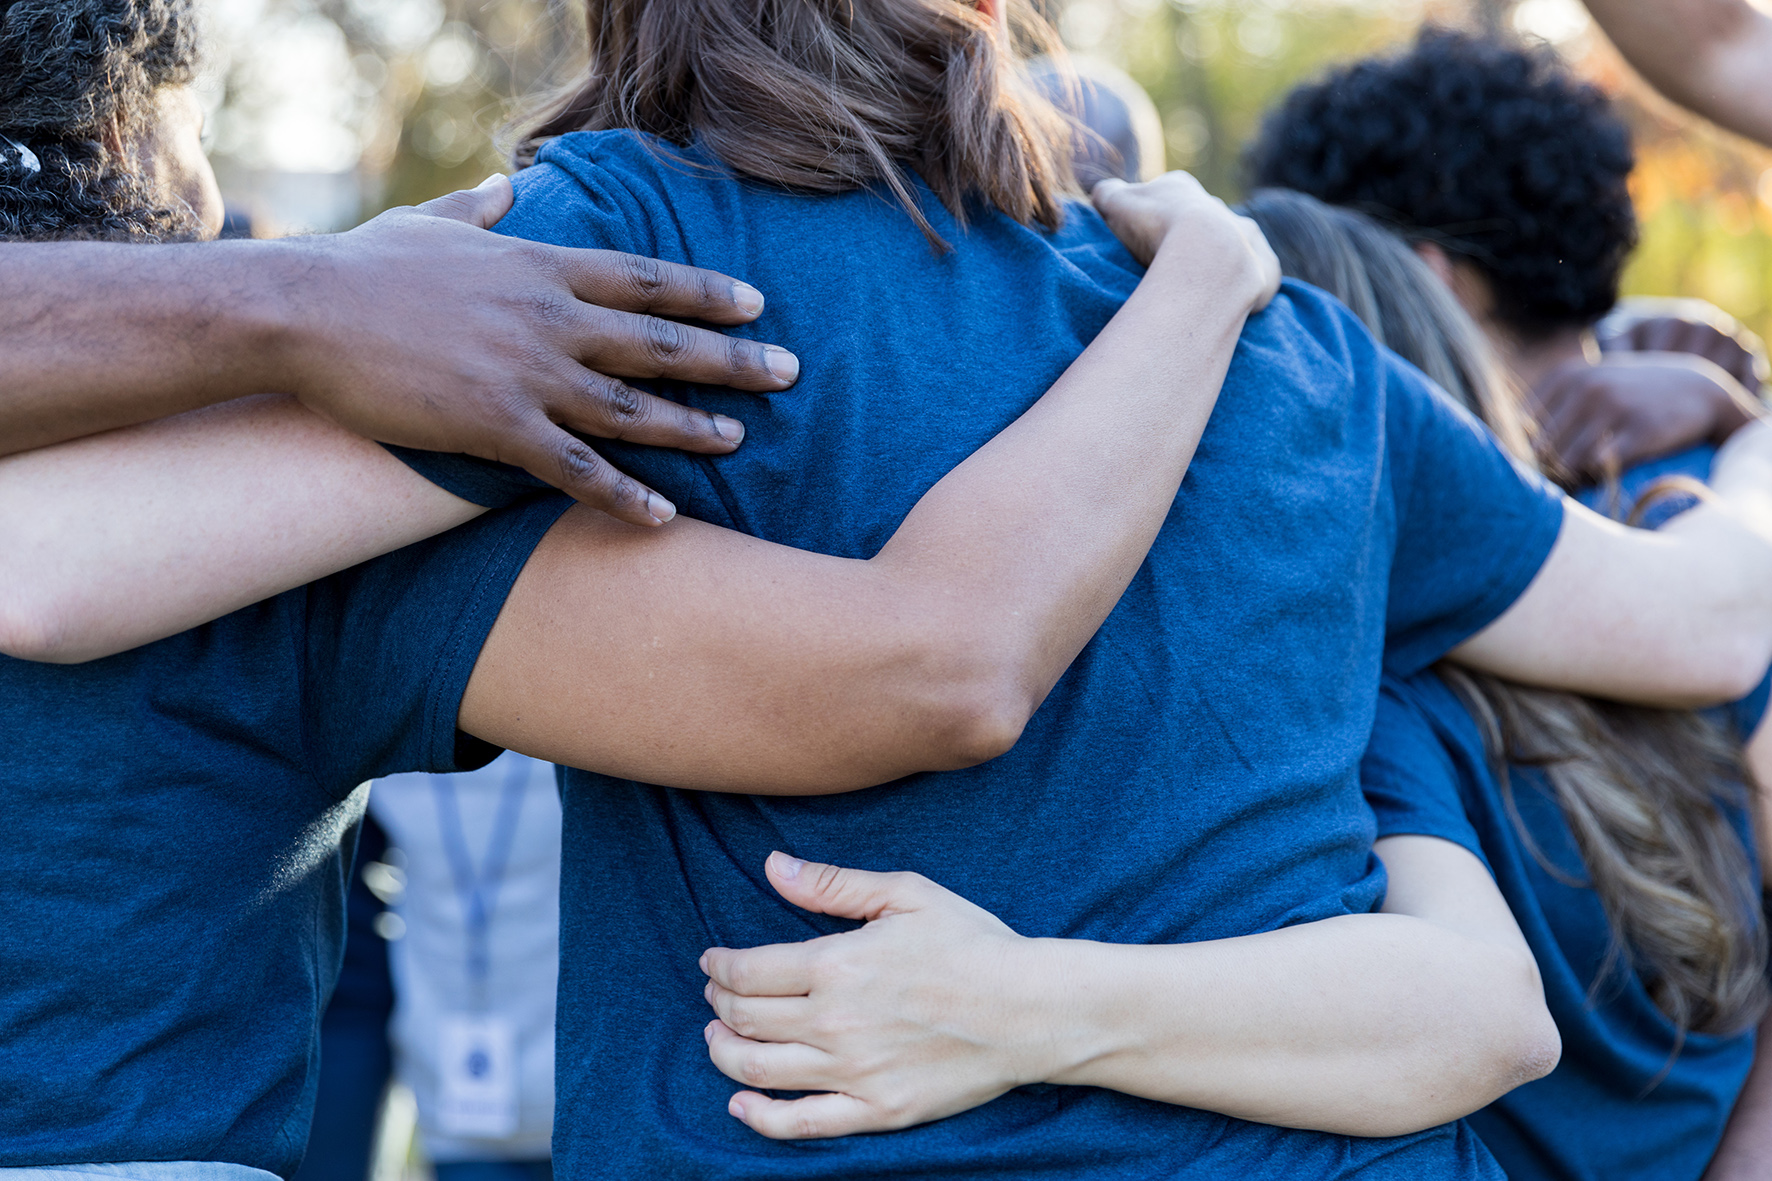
top-left (0, 175), bottom-right (798, 526)
top-left (2, 174), bottom-right (1277, 795)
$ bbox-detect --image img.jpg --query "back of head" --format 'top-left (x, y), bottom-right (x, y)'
top-left (0, 0), bottom-right (201, 242)
top-left (1247, 28), bottom-right (1637, 339)
top-left (515, 0), bottom-right (1080, 246)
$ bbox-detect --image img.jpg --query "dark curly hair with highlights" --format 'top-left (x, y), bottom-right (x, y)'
top-left (1246, 28), bottom-right (1637, 338)
top-left (0, 0), bottom-right (202, 241)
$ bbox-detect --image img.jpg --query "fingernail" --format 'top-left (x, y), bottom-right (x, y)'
top-left (476, 173), bottom-right (505, 189)
top-left (704, 1023), bottom-right (714, 1044)
top-left (769, 851), bottom-right (804, 881)
top-left (765, 346), bottom-right (799, 385)
top-left (733, 282), bottom-right (765, 316)
top-left (729, 1097), bottom-right (746, 1119)
top-left (713, 414), bottom-right (744, 444)
top-left (648, 493), bottom-right (676, 523)
top-left (699, 953), bottom-right (709, 975)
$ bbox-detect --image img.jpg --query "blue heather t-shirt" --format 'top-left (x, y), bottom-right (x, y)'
top-left (462, 130), bottom-right (1567, 1179)
top-left (1363, 449), bottom-right (1769, 1181)
top-left (0, 497), bottom-right (568, 1178)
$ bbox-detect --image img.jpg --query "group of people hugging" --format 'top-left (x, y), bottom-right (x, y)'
top-left (7, 0), bottom-right (1772, 1179)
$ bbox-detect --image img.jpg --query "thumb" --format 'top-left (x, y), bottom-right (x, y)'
top-left (417, 173), bottom-right (515, 229)
top-left (765, 851), bottom-right (931, 923)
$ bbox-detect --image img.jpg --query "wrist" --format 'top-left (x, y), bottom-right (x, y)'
top-left (1007, 937), bottom-right (1118, 1089)
top-left (1145, 229), bottom-right (1265, 314)
top-left (236, 236), bottom-right (342, 401)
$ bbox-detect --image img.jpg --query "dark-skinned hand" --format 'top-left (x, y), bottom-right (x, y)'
top-left (277, 174), bottom-right (799, 525)
top-left (1600, 313), bottom-right (1767, 395)
top-left (1530, 352), bottom-right (1763, 482)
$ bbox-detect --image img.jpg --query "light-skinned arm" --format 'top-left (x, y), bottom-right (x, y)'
top-left (1451, 419), bottom-right (1772, 707)
top-left (698, 838), bottom-right (1558, 1140)
top-left (1582, 0), bottom-right (1772, 148)
top-left (0, 176), bottom-right (799, 525)
top-left (0, 173), bottom-right (1280, 793)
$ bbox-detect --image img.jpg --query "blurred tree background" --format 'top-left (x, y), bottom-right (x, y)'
top-left (198, 0), bottom-right (1772, 344)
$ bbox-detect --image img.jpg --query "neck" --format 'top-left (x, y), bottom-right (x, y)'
top-left (1493, 323), bottom-right (1597, 396)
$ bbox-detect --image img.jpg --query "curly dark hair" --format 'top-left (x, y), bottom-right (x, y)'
top-left (1246, 28), bottom-right (1638, 337)
top-left (0, 0), bottom-right (203, 241)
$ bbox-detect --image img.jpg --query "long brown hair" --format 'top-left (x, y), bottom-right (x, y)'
top-left (513, 0), bottom-right (1079, 248)
top-left (1243, 188), bottom-right (1769, 1040)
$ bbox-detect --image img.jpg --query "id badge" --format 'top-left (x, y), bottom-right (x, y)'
top-left (436, 1013), bottom-right (519, 1138)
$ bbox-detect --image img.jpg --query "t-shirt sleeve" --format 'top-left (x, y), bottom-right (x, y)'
top-left (1726, 666), bottom-right (1772, 743)
top-left (1361, 675), bottom-right (1492, 872)
top-left (384, 445), bottom-right (553, 508)
top-left (1381, 350), bottom-right (1566, 677)
top-left (295, 494), bottom-right (575, 786)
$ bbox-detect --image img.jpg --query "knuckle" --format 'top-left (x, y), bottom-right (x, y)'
top-left (740, 1055), bottom-right (771, 1086)
top-left (642, 317), bottom-right (692, 364)
top-left (793, 1111), bottom-right (824, 1139)
top-left (527, 291), bottom-right (578, 334)
top-left (698, 267), bottom-right (727, 310)
top-left (728, 333), bottom-right (761, 377)
top-left (622, 253), bottom-right (668, 303)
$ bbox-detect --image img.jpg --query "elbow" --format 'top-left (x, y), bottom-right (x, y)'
top-left (924, 679), bottom-right (1035, 769)
top-left (1680, 635), bottom-right (1772, 708)
top-left (1350, 947), bottom-right (1560, 1138)
top-left (0, 583), bottom-right (75, 663)
top-left (1443, 948), bottom-right (1562, 1122)
top-left (1497, 968), bottom-right (1563, 1093)
top-left (906, 647), bottom-right (1039, 770)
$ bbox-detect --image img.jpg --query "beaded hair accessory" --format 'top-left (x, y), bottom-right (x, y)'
top-left (2, 135), bottom-right (41, 175)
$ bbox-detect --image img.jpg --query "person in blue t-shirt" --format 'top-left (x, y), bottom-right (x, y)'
top-left (324, 4), bottom-right (1772, 1179)
top-left (732, 189), bottom-right (1772, 1179)
top-left (18, 5), bottom-right (1772, 1181)
top-left (0, 8), bottom-right (1326, 1176)
top-left (1259, 190), bottom-right (1771, 1181)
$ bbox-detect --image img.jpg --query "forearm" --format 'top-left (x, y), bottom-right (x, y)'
top-left (0, 241), bottom-right (295, 455)
top-left (1032, 914), bottom-right (1552, 1135)
top-left (0, 396), bottom-right (481, 662)
top-left (1584, 0), bottom-right (1772, 147)
top-left (1454, 421), bottom-right (1772, 707)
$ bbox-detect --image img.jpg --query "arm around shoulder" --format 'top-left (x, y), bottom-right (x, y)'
top-left (1451, 432), bottom-right (1772, 707)
top-left (0, 395), bottom-right (482, 663)
top-left (458, 174), bottom-right (1280, 793)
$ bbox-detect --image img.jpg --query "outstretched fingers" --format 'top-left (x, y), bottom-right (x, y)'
top-left (701, 941), bottom-right (817, 998)
top-left (550, 369), bottom-right (746, 453)
top-left (497, 409), bottom-right (677, 526)
top-left (725, 1088), bottom-right (887, 1141)
top-left (557, 247), bottom-right (770, 328)
top-left (569, 303), bottom-right (798, 392)
top-left (704, 978), bottom-right (811, 1042)
top-left (704, 1020), bottom-right (839, 1094)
